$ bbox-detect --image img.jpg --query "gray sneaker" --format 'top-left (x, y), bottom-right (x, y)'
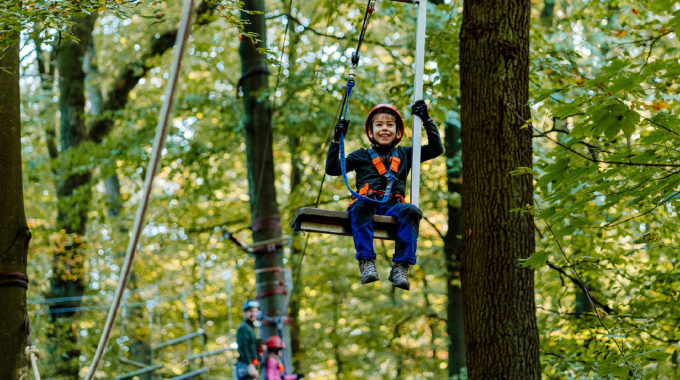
top-left (388, 262), bottom-right (410, 290)
top-left (358, 259), bottom-right (379, 284)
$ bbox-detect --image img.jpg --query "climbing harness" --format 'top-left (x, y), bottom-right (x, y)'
top-left (369, 147), bottom-right (401, 177)
top-left (259, 315), bottom-right (291, 375)
top-left (348, 147), bottom-right (403, 206)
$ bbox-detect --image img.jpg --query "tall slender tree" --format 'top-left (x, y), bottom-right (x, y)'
top-left (238, 0), bottom-right (293, 369)
top-left (47, 12), bottom-right (97, 377)
top-left (459, 0), bottom-right (541, 377)
top-left (444, 111), bottom-right (466, 375)
top-left (0, 36), bottom-right (31, 380)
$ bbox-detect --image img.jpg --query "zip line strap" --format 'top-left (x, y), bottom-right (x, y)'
top-left (342, 80), bottom-right (354, 121)
top-left (335, 0), bottom-right (394, 204)
top-left (336, 0), bottom-right (375, 119)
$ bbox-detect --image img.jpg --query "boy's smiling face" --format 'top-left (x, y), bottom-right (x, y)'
top-left (369, 112), bottom-right (401, 146)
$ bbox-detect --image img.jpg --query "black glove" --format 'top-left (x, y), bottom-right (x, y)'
top-left (411, 100), bottom-right (430, 121)
top-left (334, 119), bottom-right (349, 141)
top-left (296, 374), bottom-right (305, 379)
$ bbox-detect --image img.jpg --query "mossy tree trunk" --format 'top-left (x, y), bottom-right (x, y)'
top-left (0, 37), bottom-right (31, 380)
top-left (459, 0), bottom-right (541, 378)
top-left (238, 0), bottom-right (293, 370)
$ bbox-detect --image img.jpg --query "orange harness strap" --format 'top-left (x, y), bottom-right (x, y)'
top-left (371, 156), bottom-right (386, 175)
top-left (349, 187), bottom-right (405, 206)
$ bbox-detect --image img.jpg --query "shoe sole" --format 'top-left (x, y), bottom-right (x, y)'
top-left (389, 274), bottom-right (410, 290)
top-left (361, 274), bottom-right (379, 284)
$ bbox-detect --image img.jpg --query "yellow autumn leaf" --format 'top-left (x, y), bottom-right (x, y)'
top-left (653, 100), bottom-right (671, 110)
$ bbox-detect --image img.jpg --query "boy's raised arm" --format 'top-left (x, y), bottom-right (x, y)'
top-left (421, 118), bottom-right (443, 161)
top-left (325, 141), bottom-right (342, 176)
top-left (411, 100), bottom-right (443, 161)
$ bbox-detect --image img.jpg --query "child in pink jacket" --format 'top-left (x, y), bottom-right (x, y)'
top-left (263, 336), bottom-right (303, 380)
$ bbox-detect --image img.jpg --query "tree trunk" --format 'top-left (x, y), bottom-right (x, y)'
top-left (0, 38), bottom-right (31, 380)
top-left (288, 131), bottom-right (304, 370)
top-left (47, 13), bottom-right (97, 378)
top-left (540, 0), bottom-right (555, 27)
top-left (459, 0), bottom-right (541, 378)
top-left (238, 0), bottom-right (292, 370)
top-left (283, 18), bottom-right (305, 372)
top-left (444, 112), bottom-right (466, 375)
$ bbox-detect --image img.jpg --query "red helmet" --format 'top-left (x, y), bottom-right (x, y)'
top-left (364, 103), bottom-right (405, 146)
top-left (266, 335), bottom-right (285, 349)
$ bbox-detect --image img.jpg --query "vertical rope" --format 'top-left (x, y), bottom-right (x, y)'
top-left (25, 317), bottom-right (41, 380)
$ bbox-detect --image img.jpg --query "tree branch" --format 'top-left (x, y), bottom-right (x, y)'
top-left (584, 190), bottom-right (680, 228)
top-left (534, 127), bottom-right (680, 168)
top-left (267, 12), bottom-right (405, 51)
top-left (546, 261), bottom-right (614, 314)
top-left (87, 1), bottom-right (216, 143)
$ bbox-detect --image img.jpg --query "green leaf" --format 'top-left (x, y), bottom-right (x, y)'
top-left (519, 249), bottom-right (550, 269)
top-left (620, 109), bottom-right (640, 138)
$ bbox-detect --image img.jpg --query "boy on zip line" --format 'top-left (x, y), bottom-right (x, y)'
top-left (325, 100), bottom-right (443, 290)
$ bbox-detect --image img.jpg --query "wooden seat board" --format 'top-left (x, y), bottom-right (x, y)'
top-left (291, 207), bottom-right (397, 240)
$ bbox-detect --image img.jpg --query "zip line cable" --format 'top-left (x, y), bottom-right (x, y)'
top-left (85, 0), bottom-right (195, 377)
top-left (291, 0), bottom-right (341, 288)
top-left (28, 273), bottom-right (189, 305)
top-left (293, 1), bottom-right (376, 286)
top-left (29, 291), bottom-right (190, 315)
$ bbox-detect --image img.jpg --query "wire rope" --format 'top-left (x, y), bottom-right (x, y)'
top-left (84, 0), bottom-right (195, 377)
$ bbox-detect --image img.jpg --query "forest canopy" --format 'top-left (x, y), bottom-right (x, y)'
top-left (3, 0), bottom-right (679, 378)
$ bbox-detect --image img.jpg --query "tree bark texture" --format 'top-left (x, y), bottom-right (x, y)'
top-left (0, 39), bottom-right (31, 380)
top-left (239, 0), bottom-right (293, 370)
top-left (444, 114), bottom-right (466, 375)
top-left (47, 13), bottom-right (97, 378)
top-left (88, 1), bottom-right (215, 143)
top-left (459, 0), bottom-right (540, 378)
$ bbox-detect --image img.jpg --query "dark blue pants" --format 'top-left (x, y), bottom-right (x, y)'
top-left (348, 199), bottom-right (422, 265)
top-left (233, 361), bottom-right (250, 380)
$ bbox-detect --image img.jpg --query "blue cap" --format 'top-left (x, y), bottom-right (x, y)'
top-left (243, 299), bottom-right (260, 311)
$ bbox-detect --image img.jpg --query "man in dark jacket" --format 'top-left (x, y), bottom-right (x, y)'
top-left (325, 100), bottom-right (443, 290)
top-left (234, 299), bottom-right (260, 379)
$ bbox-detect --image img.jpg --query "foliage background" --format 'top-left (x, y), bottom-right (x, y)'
top-left (13, 0), bottom-right (680, 378)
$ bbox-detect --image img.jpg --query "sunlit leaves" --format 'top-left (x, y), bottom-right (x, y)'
top-left (531, 0), bottom-right (680, 376)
